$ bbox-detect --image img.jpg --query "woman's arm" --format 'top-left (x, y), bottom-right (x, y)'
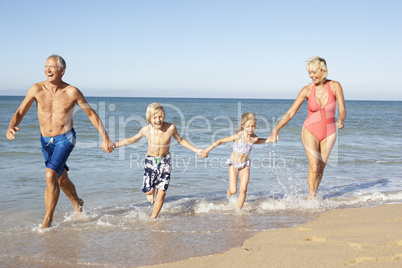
top-left (268, 86), bottom-right (309, 142)
top-left (331, 81), bottom-right (346, 129)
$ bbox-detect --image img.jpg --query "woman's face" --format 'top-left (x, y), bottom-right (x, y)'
top-left (309, 68), bottom-right (327, 84)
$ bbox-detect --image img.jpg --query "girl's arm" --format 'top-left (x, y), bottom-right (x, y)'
top-left (255, 137), bottom-right (274, 144)
top-left (205, 132), bottom-right (240, 154)
top-left (268, 86), bottom-right (309, 142)
top-left (114, 127), bottom-right (145, 148)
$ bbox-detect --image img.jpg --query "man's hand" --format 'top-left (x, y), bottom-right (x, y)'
top-left (6, 126), bottom-right (20, 140)
top-left (101, 138), bottom-right (115, 153)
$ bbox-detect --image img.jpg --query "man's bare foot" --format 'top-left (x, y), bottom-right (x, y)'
top-left (227, 189), bottom-right (233, 197)
top-left (41, 218), bottom-right (52, 229)
top-left (74, 198), bottom-right (84, 213)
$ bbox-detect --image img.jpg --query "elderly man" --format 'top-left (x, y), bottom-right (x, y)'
top-left (6, 54), bottom-right (114, 228)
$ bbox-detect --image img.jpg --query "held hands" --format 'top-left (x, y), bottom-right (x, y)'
top-left (101, 139), bottom-right (115, 153)
top-left (336, 120), bottom-right (344, 129)
top-left (197, 149), bottom-right (209, 159)
top-left (6, 126), bottom-right (20, 140)
top-left (267, 132), bottom-right (279, 143)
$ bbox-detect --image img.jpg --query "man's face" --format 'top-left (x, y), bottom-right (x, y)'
top-left (44, 57), bottom-right (64, 83)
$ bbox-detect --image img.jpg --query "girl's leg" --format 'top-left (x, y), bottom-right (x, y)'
top-left (227, 165), bottom-right (239, 197)
top-left (237, 166), bottom-right (250, 209)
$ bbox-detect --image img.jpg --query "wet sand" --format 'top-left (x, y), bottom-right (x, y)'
top-left (144, 204), bottom-right (402, 267)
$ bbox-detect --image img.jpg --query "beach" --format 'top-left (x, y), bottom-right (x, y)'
top-left (146, 204), bottom-right (402, 268)
top-left (1, 97), bottom-right (401, 267)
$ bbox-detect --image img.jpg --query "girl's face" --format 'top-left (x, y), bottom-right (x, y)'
top-left (151, 110), bottom-right (165, 129)
top-left (243, 119), bottom-right (256, 135)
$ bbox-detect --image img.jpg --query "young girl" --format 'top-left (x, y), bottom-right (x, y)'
top-left (204, 112), bottom-right (273, 209)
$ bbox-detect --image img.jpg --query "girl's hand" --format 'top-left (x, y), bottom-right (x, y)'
top-left (336, 120), bottom-right (344, 129)
top-left (198, 149), bottom-right (209, 159)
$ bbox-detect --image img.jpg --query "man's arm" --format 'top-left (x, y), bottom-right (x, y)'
top-left (74, 88), bottom-right (114, 152)
top-left (6, 86), bottom-right (37, 140)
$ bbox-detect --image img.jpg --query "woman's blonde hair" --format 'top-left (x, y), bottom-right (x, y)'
top-left (237, 112), bottom-right (257, 132)
top-left (306, 56), bottom-right (328, 80)
top-left (146, 103), bottom-right (165, 123)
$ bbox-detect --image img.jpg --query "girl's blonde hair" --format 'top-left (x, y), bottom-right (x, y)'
top-left (306, 56), bottom-right (328, 80)
top-left (146, 103), bottom-right (165, 123)
top-left (237, 112), bottom-right (257, 132)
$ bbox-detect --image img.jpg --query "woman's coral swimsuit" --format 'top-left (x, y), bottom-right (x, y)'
top-left (303, 82), bottom-right (336, 142)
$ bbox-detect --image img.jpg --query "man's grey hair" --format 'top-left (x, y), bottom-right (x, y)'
top-left (48, 54), bottom-right (66, 70)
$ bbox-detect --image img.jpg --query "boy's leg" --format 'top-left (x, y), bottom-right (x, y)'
top-left (145, 188), bottom-right (155, 204)
top-left (151, 189), bottom-right (166, 219)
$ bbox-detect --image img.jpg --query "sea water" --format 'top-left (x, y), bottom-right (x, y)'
top-left (0, 96), bottom-right (401, 267)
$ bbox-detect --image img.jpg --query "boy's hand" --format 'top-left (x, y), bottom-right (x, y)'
top-left (198, 149), bottom-right (208, 158)
top-left (102, 139), bottom-right (115, 153)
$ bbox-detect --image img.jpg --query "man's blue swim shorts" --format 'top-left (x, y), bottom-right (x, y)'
top-left (41, 128), bottom-right (76, 178)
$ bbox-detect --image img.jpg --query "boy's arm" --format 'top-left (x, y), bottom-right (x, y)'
top-left (6, 85), bottom-right (37, 140)
top-left (114, 127), bottom-right (145, 148)
top-left (172, 125), bottom-right (205, 158)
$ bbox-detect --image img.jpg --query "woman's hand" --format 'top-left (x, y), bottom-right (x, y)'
top-left (267, 131), bottom-right (279, 143)
top-left (336, 119), bottom-right (344, 129)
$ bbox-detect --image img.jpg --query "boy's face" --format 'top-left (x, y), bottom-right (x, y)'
top-left (151, 109), bottom-right (165, 129)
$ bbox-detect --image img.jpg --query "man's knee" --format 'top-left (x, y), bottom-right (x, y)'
top-left (45, 169), bottom-right (59, 185)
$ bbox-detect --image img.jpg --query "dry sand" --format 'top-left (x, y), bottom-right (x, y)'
top-left (143, 204), bottom-right (402, 268)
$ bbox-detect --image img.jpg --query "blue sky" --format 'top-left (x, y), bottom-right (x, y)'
top-left (0, 0), bottom-right (401, 100)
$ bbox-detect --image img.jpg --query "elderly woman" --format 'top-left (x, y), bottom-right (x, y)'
top-left (268, 56), bottom-right (346, 199)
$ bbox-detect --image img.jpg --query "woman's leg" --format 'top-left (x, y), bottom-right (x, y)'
top-left (301, 128), bottom-right (326, 199)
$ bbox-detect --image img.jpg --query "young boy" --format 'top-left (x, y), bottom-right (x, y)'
top-left (114, 103), bottom-right (205, 218)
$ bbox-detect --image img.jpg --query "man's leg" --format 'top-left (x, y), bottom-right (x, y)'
top-left (41, 168), bottom-right (60, 229)
top-left (58, 169), bottom-right (83, 213)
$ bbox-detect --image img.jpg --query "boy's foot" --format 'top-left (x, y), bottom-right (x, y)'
top-left (146, 194), bottom-right (155, 204)
top-left (227, 189), bottom-right (233, 197)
